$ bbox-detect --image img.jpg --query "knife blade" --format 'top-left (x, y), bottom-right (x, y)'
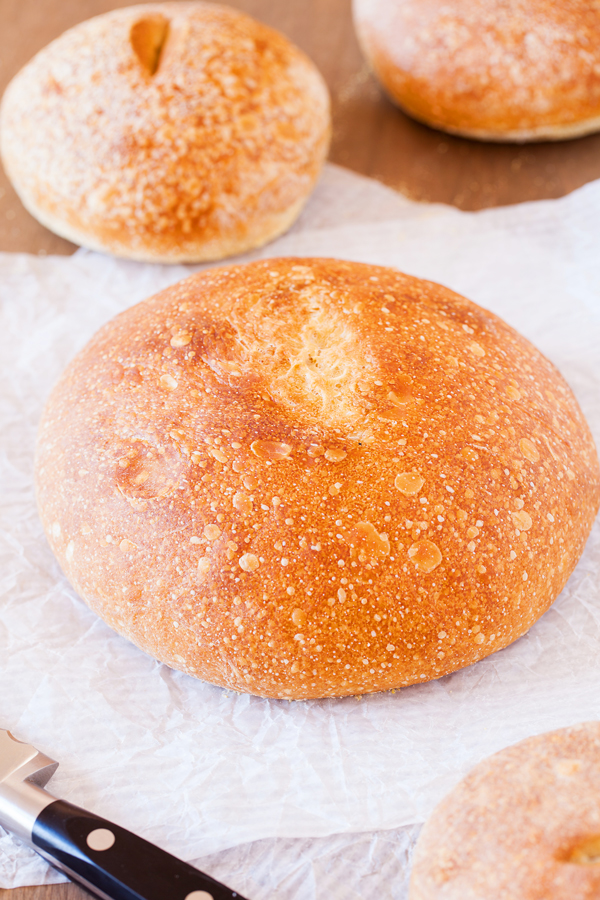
top-left (0, 728), bottom-right (249, 900)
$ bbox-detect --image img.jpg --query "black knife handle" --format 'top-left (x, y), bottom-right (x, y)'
top-left (32, 799), bottom-right (248, 900)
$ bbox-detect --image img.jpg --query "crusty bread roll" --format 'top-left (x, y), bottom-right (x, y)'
top-left (35, 258), bottom-right (600, 699)
top-left (353, 0), bottom-right (600, 142)
top-left (0, 3), bottom-right (330, 262)
top-left (409, 722), bottom-right (600, 899)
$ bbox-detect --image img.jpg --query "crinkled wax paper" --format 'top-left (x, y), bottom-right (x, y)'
top-left (1, 164), bottom-right (600, 895)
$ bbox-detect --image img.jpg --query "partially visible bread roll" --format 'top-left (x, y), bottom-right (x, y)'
top-left (353, 0), bottom-right (600, 141)
top-left (35, 258), bottom-right (600, 698)
top-left (0, 3), bottom-right (330, 262)
top-left (410, 722), bottom-right (600, 899)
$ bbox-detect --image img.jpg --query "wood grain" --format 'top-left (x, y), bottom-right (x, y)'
top-left (2, 0), bottom-right (600, 896)
top-left (0, 888), bottom-right (86, 900)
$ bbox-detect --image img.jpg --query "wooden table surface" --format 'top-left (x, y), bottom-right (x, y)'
top-left (2, 0), bottom-right (600, 897)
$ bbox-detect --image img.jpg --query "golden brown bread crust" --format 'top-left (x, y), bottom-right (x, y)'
top-left (34, 258), bottom-right (600, 698)
top-left (353, 0), bottom-right (600, 141)
top-left (409, 722), bottom-right (600, 900)
top-left (0, 3), bottom-right (330, 262)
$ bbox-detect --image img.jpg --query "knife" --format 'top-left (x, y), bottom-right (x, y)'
top-left (0, 728), bottom-right (249, 900)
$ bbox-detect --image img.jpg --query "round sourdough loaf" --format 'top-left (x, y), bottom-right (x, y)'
top-left (353, 0), bottom-right (600, 141)
top-left (409, 722), bottom-right (600, 899)
top-left (0, 3), bottom-right (330, 262)
top-left (35, 258), bottom-right (600, 698)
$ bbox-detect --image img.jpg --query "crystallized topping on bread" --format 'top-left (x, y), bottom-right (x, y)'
top-left (35, 258), bottom-right (600, 698)
top-left (353, 0), bottom-right (600, 141)
top-left (410, 722), bottom-right (600, 899)
top-left (0, 3), bottom-right (330, 261)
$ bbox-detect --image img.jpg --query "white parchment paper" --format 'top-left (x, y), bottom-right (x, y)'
top-left (1, 163), bottom-right (600, 894)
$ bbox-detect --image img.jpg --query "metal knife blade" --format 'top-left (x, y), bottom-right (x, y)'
top-left (0, 728), bottom-right (249, 900)
top-left (0, 728), bottom-right (58, 844)
top-left (0, 728), bottom-right (58, 786)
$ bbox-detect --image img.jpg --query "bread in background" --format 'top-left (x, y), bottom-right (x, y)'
top-left (0, 3), bottom-right (330, 262)
top-left (409, 722), bottom-right (600, 899)
top-left (353, 0), bottom-right (600, 142)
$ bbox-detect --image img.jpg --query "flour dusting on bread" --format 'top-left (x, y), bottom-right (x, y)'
top-left (0, 3), bottom-right (330, 260)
